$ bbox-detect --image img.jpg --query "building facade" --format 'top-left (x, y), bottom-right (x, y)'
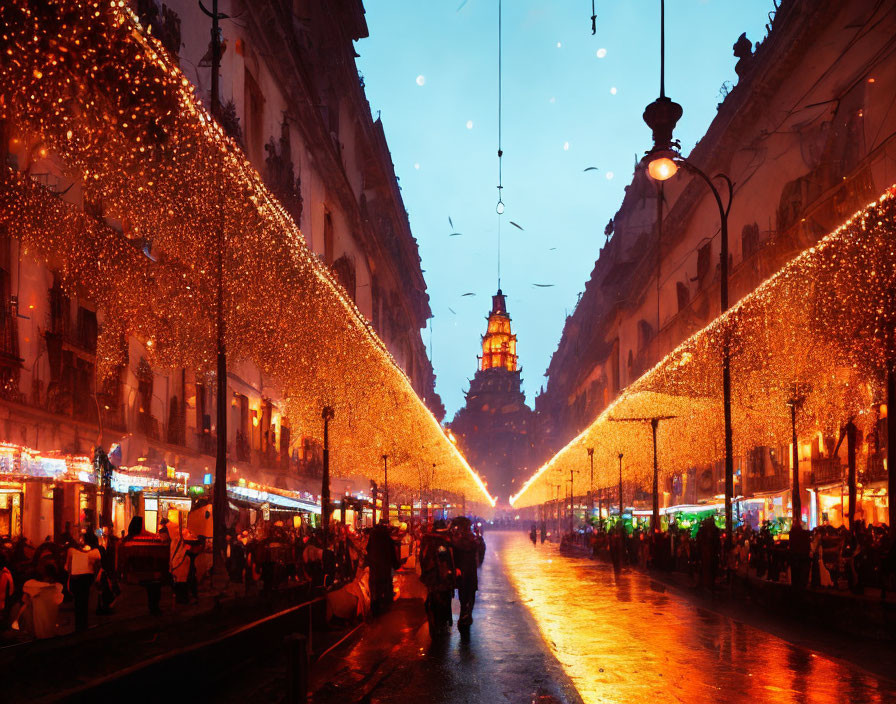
top-left (451, 290), bottom-right (534, 504)
top-left (535, 0), bottom-right (896, 526)
top-left (0, 0), bottom-right (441, 543)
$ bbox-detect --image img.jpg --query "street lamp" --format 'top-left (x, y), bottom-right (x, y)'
top-left (786, 390), bottom-right (807, 528)
top-left (568, 468), bottom-right (579, 532)
top-left (587, 447), bottom-right (595, 518)
top-left (382, 454), bottom-right (389, 524)
top-left (611, 416), bottom-right (675, 531)
top-left (641, 0), bottom-right (735, 549)
top-left (321, 405), bottom-right (335, 548)
top-left (617, 453), bottom-right (624, 518)
top-left (200, 0), bottom-right (231, 581)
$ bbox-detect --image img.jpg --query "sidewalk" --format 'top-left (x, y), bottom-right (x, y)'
top-left (1, 577), bottom-right (315, 702)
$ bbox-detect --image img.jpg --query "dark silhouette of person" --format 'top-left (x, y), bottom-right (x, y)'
top-left (450, 517), bottom-right (481, 631)
top-left (366, 521), bottom-right (398, 615)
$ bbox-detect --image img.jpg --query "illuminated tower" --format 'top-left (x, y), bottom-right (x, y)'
top-left (450, 290), bottom-right (534, 506)
top-left (479, 290), bottom-right (518, 372)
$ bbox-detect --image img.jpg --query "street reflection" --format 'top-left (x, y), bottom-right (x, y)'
top-left (495, 531), bottom-right (895, 704)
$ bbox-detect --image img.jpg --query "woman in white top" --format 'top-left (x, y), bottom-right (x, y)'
top-left (65, 532), bottom-right (100, 632)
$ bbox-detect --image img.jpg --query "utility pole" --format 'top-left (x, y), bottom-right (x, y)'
top-left (200, 0), bottom-right (230, 579)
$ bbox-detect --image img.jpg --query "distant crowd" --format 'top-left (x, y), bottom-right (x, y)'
top-left (549, 518), bottom-right (896, 596)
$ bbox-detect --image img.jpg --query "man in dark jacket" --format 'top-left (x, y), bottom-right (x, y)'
top-left (450, 517), bottom-right (482, 631)
top-left (419, 520), bottom-right (455, 636)
top-left (366, 521), bottom-right (398, 615)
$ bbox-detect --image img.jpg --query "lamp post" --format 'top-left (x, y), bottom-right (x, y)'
top-left (382, 454), bottom-right (389, 524)
top-left (611, 416), bottom-right (675, 531)
top-left (199, 0), bottom-right (231, 577)
top-left (617, 453), bottom-right (624, 518)
top-left (568, 468), bottom-right (579, 532)
top-left (587, 447), bottom-right (595, 519)
top-left (552, 483), bottom-right (561, 535)
top-left (786, 394), bottom-right (804, 528)
top-left (641, 0), bottom-right (735, 549)
top-left (321, 406), bottom-right (335, 548)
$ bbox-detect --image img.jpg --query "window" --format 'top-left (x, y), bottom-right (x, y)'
top-left (741, 222), bottom-right (759, 261)
top-left (676, 281), bottom-right (690, 312)
top-left (323, 211), bottom-right (334, 265)
top-left (610, 338), bottom-right (620, 393)
top-left (696, 241), bottom-right (711, 287)
top-left (136, 358), bottom-right (156, 438)
top-left (244, 69), bottom-right (265, 163)
top-left (637, 319), bottom-right (653, 351)
top-left (76, 306), bottom-right (97, 353)
top-left (331, 255), bottom-right (356, 301)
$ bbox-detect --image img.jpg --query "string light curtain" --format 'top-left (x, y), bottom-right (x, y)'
top-left (512, 186), bottom-right (896, 507)
top-left (0, 0), bottom-right (494, 508)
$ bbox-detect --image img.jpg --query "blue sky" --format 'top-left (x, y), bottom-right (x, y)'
top-left (357, 1), bottom-right (775, 418)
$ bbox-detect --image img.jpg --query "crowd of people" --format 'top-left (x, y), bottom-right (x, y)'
top-left (544, 517), bottom-right (896, 597)
top-left (0, 509), bottom-right (487, 643)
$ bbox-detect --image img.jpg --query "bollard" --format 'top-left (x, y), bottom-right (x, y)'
top-left (284, 633), bottom-right (308, 704)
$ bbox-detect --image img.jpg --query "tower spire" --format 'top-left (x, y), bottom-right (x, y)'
top-left (479, 289), bottom-right (518, 373)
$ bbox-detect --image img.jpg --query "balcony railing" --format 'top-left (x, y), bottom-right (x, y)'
top-left (811, 457), bottom-right (843, 485)
top-left (748, 472), bottom-right (789, 493)
top-left (862, 455), bottom-right (887, 483)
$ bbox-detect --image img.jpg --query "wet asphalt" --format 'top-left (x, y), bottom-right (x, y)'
top-left (310, 531), bottom-right (896, 704)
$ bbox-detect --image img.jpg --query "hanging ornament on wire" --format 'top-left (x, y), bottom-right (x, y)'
top-left (496, 0), bottom-right (505, 288)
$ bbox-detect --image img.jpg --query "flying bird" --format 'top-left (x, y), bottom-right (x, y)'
top-left (548, 247), bottom-right (558, 251)
top-left (456, 0), bottom-right (469, 11)
top-left (532, 283), bottom-right (555, 287)
top-left (449, 216), bottom-right (454, 228)
top-left (584, 166), bottom-right (599, 172)
top-left (449, 232), bottom-right (463, 237)
top-left (509, 221), bottom-right (524, 231)
top-left (461, 292), bottom-right (476, 296)
top-left (448, 307), bottom-right (457, 314)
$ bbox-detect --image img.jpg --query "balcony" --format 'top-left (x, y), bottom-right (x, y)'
top-left (137, 411), bottom-right (160, 440)
top-left (748, 472), bottom-right (789, 494)
top-left (811, 457), bottom-right (843, 485)
top-left (862, 455), bottom-right (887, 484)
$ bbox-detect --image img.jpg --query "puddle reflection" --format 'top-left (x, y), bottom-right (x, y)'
top-left (494, 531), bottom-right (895, 704)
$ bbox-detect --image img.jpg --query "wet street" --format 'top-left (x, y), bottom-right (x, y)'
top-left (497, 531), bottom-right (896, 704)
top-left (312, 531), bottom-right (896, 704)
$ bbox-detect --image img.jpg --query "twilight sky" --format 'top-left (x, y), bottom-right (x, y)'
top-left (357, 1), bottom-right (774, 418)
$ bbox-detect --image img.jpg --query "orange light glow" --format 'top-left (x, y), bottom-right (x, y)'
top-left (647, 156), bottom-right (678, 181)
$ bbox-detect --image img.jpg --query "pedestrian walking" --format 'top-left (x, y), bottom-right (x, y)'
top-left (0, 554), bottom-right (14, 630)
top-left (419, 519), bottom-right (455, 636)
top-left (450, 516), bottom-right (481, 632)
top-left (65, 532), bottom-right (100, 632)
top-left (529, 524), bottom-right (537, 546)
top-left (366, 520), bottom-right (398, 615)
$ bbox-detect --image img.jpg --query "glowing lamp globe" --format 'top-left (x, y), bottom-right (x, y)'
top-left (648, 156), bottom-right (678, 181)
